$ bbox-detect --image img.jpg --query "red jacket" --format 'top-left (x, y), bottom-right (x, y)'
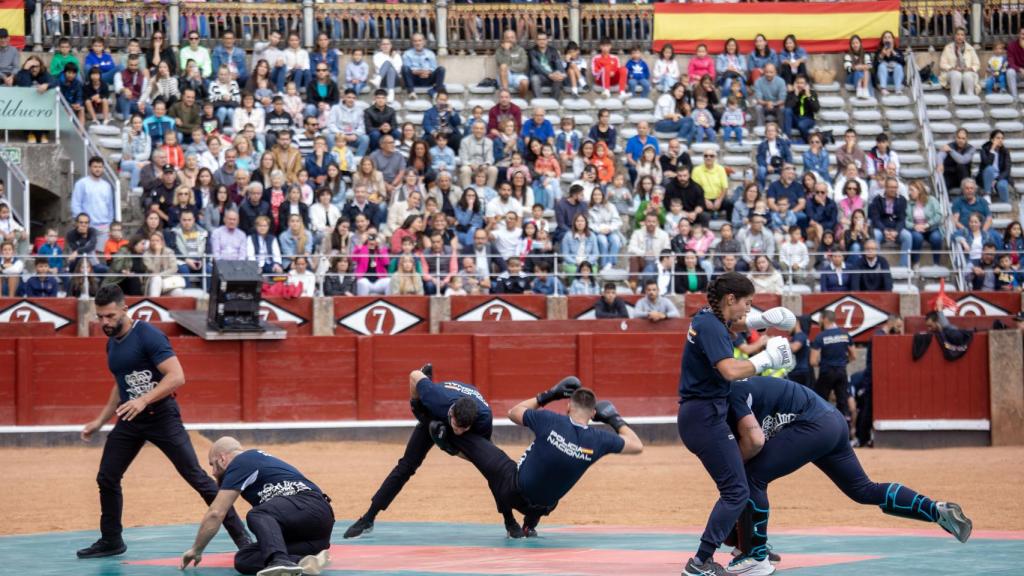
top-left (1009, 38), bottom-right (1024, 72)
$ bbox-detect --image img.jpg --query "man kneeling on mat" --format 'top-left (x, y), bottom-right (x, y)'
top-left (181, 437), bottom-right (334, 576)
top-left (431, 378), bottom-right (644, 536)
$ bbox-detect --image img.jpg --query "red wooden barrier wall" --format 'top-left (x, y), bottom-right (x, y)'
top-left (902, 315), bottom-right (1015, 334)
top-left (802, 292), bottom-right (900, 342)
top-left (567, 295), bottom-right (643, 318)
top-left (873, 333), bottom-right (990, 421)
top-left (449, 295), bottom-right (548, 321)
top-left (0, 298), bottom-right (78, 336)
top-left (919, 292), bottom-right (1021, 316)
top-left (333, 296), bottom-right (430, 336)
top-left (684, 293), bottom-right (781, 317)
top-left (440, 318), bottom-right (691, 335)
top-left (259, 297), bottom-right (313, 334)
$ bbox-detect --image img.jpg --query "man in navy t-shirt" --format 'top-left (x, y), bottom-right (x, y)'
top-left (786, 320), bottom-right (812, 390)
top-left (810, 309), bottom-right (856, 422)
top-left (725, 376), bottom-right (972, 574)
top-left (77, 285), bottom-right (249, 560)
top-left (181, 437), bottom-right (334, 576)
top-left (447, 380), bottom-right (643, 537)
top-left (345, 364), bottom-right (493, 539)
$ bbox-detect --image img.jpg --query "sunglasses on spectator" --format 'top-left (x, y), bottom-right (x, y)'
top-left (317, 68), bottom-right (328, 72)
top-left (189, 36), bottom-right (199, 40)
top-left (704, 154), bottom-right (715, 158)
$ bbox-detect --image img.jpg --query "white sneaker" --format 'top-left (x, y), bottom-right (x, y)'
top-left (727, 555), bottom-right (775, 575)
top-left (602, 89), bottom-right (611, 99)
top-left (387, 89), bottom-right (395, 103)
top-left (297, 550), bottom-right (331, 575)
top-left (572, 87), bottom-right (579, 97)
top-left (619, 92), bottom-right (628, 100)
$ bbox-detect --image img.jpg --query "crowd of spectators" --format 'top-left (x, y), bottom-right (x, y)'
top-left (7, 17), bottom-right (1024, 300)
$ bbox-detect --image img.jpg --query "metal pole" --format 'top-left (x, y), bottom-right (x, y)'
top-left (24, 176), bottom-right (30, 241)
top-left (569, 0), bottom-right (581, 45)
top-left (31, 1), bottom-right (43, 50)
top-left (971, 0), bottom-right (983, 45)
top-left (436, 0), bottom-right (449, 57)
top-left (169, 0), bottom-right (181, 48)
top-left (302, 0), bottom-right (315, 49)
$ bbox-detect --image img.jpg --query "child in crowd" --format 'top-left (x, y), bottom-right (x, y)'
top-left (721, 96), bottom-right (745, 144)
top-left (995, 252), bottom-right (1020, 291)
top-left (664, 198), bottom-right (686, 236)
top-left (526, 203), bottom-right (550, 235)
top-left (0, 242), bottom-right (22, 297)
top-left (296, 169), bottom-right (315, 205)
top-left (464, 105), bottom-right (486, 138)
top-left (199, 101), bottom-right (221, 136)
top-left (429, 132), bottom-right (457, 175)
top-left (103, 222), bottom-right (129, 266)
top-left (986, 41), bottom-right (1009, 94)
top-left (331, 137), bottom-right (356, 176)
top-left (162, 130), bottom-right (185, 169)
top-left (23, 259), bottom-right (59, 297)
top-left (445, 274), bottom-right (467, 296)
top-left (591, 38), bottom-right (626, 99)
top-left (345, 48), bottom-right (370, 95)
top-left (506, 151), bottom-right (533, 185)
top-left (625, 46), bottom-right (651, 98)
top-left (687, 43), bottom-right (715, 88)
top-left (592, 141), bottom-right (615, 185)
top-left (83, 66), bottom-right (111, 125)
top-left (608, 172), bottom-right (634, 223)
top-left (653, 44), bottom-right (680, 93)
top-left (563, 41), bottom-right (589, 96)
top-left (59, 63), bottom-right (85, 125)
top-left (780, 227), bottom-right (810, 284)
top-left (282, 81), bottom-right (305, 126)
top-left (555, 116), bottom-right (582, 171)
top-left (770, 196), bottom-right (797, 243)
top-left (691, 97), bottom-right (716, 143)
top-left (533, 144), bottom-right (562, 209)
top-left (38, 228), bottom-right (66, 276)
top-left (530, 261), bottom-right (564, 295)
top-left (495, 119), bottom-right (519, 168)
top-left (471, 168), bottom-right (497, 203)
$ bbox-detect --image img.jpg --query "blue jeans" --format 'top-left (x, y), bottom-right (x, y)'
top-left (115, 94), bottom-right (137, 119)
top-left (783, 109), bottom-right (816, 143)
top-left (654, 117), bottom-right (695, 143)
top-left (402, 67), bottom-right (446, 97)
top-left (215, 106), bottom-right (234, 127)
top-left (594, 232), bottom-right (622, 269)
top-left (982, 164), bottom-right (1010, 202)
top-left (627, 77), bottom-right (651, 98)
top-left (348, 81), bottom-right (367, 96)
top-left (911, 227), bottom-right (944, 264)
top-left (873, 228), bottom-right (913, 267)
top-left (121, 159), bottom-right (144, 189)
top-left (655, 75), bottom-right (675, 93)
top-left (337, 134), bottom-right (369, 157)
top-left (270, 65), bottom-right (288, 93)
top-left (876, 63), bottom-right (905, 91)
top-left (722, 125), bottom-right (743, 144)
top-left (694, 126), bottom-right (716, 143)
top-left (847, 70), bottom-right (872, 95)
top-left (985, 74), bottom-right (1008, 94)
top-left (378, 61), bottom-right (400, 91)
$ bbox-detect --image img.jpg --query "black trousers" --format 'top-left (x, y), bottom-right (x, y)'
top-left (234, 491), bottom-right (334, 575)
top-left (96, 398), bottom-right (247, 544)
top-left (815, 367), bottom-right (851, 419)
top-left (370, 421), bottom-right (494, 514)
top-left (449, 432), bottom-right (556, 520)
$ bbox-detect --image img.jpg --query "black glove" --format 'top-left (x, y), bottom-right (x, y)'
top-left (428, 420), bottom-right (460, 456)
top-left (410, 398), bottom-right (431, 425)
top-left (536, 376), bottom-right (582, 406)
top-left (593, 400), bottom-right (627, 433)
top-left (420, 363), bottom-right (433, 380)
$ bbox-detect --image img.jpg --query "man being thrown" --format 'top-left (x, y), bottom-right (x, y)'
top-left (181, 437), bottom-right (334, 576)
top-left (433, 377), bottom-right (643, 537)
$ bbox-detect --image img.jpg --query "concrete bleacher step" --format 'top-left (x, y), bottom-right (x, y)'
top-left (854, 124), bottom-right (884, 136)
top-left (954, 108), bottom-right (985, 120)
top-left (888, 123), bottom-right (917, 135)
top-left (468, 84), bottom-right (495, 95)
top-left (931, 122), bottom-right (957, 135)
top-left (881, 94), bottom-right (912, 107)
top-left (467, 98), bottom-right (495, 111)
top-left (990, 107), bottom-right (1020, 120)
top-left (962, 121), bottom-right (993, 134)
top-left (818, 96), bottom-right (845, 108)
top-left (88, 124), bottom-right (121, 137)
top-left (986, 93), bottom-right (1015, 105)
top-left (608, 113), bottom-right (625, 125)
top-left (919, 265), bottom-right (952, 280)
top-left (625, 98), bottom-right (654, 111)
top-left (594, 98), bottom-right (623, 111)
top-left (927, 109), bottom-right (953, 121)
top-left (885, 109), bottom-right (915, 122)
top-left (952, 94), bottom-right (982, 106)
top-left (1004, 137), bottom-right (1024, 149)
top-left (626, 112), bottom-right (657, 125)
top-left (814, 82), bottom-right (840, 93)
top-left (852, 109), bottom-right (882, 122)
top-left (850, 97), bottom-right (879, 108)
top-left (996, 121), bottom-right (1024, 133)
top-left (562, 98), bottom-right (591, 112)
top-left (530, 98), bottom-right (561, 112)
top-left (819, 110), bottom-right (849, 122)
top-left (892, 139), bottom-right (920, 152)
top-left (900, 167), bottom-right (930, 179)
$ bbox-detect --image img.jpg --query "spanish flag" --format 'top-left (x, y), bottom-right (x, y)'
top-left (653, 0), bottom-right (900, 54)
top-left (0, 0), bottom-right (24, 50)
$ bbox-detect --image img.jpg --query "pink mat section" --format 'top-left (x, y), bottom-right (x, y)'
top-left (130, 544), bottom-right (879, 574)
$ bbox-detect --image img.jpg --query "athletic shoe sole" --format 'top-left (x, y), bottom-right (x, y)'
top-left (727, 558), bottom-right (776, 576)
top-left (76, 543), bottom-right (127, 559)
top-left (343, 522), bottom-right (373, 539)
top-left (298, 549), bottom-right (331, 575)
top-left (937, 502), bottom-right (973, 543)
top-left (256, 565), bottom-right (303, 576)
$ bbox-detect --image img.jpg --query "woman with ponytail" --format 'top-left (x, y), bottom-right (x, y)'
top-left (678, 271), bottom-right (796, 576)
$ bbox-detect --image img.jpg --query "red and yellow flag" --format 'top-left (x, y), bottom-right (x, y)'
top-left (0, 0), bottom-right (24, 50)
top-left (653, 0), bottom-right (900, 54)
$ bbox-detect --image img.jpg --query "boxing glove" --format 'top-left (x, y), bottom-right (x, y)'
top-left (749, 336), bottom-right (796, 374)
top-left (593, 400), bottom-right (628, 432)
top-left (536, 376), bottom-right (582, 406)
top-left (746, 307), bottom-right (797, 332)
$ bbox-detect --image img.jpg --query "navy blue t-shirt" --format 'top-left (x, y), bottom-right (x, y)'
top-left (790, 332), bottom-right (810, 375)
top-left (416, 378), bottom-right (493, 436)
top-left (516, 409), bottom-right (624, 507)
top-left (863, 327), bottom-right (887, 385)
top-left (727, 376), bottom-right (832, 440)
top-left (767, 179), bottom-right (803, 207)
top-left (220, 449), bottom-right (322, 507)
top-left (107, 321), bottom-right (176, 404)
top-left (811, 327), bottom-right (852, 369)
top-left (679, 308), bottom-right (736, 400)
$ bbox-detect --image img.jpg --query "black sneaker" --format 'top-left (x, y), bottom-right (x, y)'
top-left (523, 515), bottom-right (540, 537)
top-left (256, 559), bottom-right (303, 576)
top-left (505, 517), bottom-right (525, 539)
top-left (343, 516), bottom-right (374, 539)
top-left (682, 557), bottom-right (727, 576)
top-left (76, 538), bottom-right (127, 559)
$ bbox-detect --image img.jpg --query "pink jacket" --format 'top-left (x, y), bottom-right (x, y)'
top-left (352, 244), bottom-right (391, 278)
top-left (687, 56), bottom-right (715, 82)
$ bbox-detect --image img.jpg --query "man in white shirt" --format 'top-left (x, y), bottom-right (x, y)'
top-left (282, 32), bottom-right (311, 92)
top-left (327, 89), bottom-right (369, 157)
top-left (627, 213), bottom-right (671, 282)
top-left (490, 211), bottom-right (524, 260)
top-left (485, 182), bottom-right (523, 224)
top-left (459, 121), bottom-right (497, 188)
top-left (179, 31), bottom-right (212, 78)
top-left (633, 280), bottom-right (681, 321)
top-left (253, 30), bottom-right (286, 89)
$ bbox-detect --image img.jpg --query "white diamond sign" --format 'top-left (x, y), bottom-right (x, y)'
top-left (953, 294), bottom-right (1009, 317)
top-left (456, 298), bottom-right (539, 321)
top-left (338, 300), bottom-right (423, 335)
top-left (126, 299), bottom-right (173, 322)
top-left (0, 300), bottom-right (72, 330)
top-left (258, 301), bottom-right (307, 325)
top-left (809, 295), bottom-right (889, 337)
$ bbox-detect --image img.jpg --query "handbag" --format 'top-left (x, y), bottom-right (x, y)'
top-left (162, 275), bottom-right (186, 292)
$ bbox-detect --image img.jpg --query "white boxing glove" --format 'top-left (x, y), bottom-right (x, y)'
top-left (746, 307), bottom-right (797, 332)
top-left (749, 336), bottom-right (797, 374)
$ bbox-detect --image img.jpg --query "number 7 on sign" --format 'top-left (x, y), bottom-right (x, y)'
top-left (838, 304), bottom-right (857, 329)
top-left (370, 308), bottom-right (388, 335)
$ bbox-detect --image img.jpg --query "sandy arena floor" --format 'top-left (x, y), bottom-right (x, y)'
top-left (4, 434), bottom-right (1022, 536)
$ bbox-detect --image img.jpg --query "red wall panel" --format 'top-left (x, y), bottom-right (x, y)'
top-left (449, 295), bottom-right (548, 321)
top-left (685, 293), bottom-right (781, 317)
top-left (802, 292), bottom-right (900, 342)
top-left (173, 340), bottom-right (243, 422)
top-left (0, 298), bottom-right (78, 336)
top-left (587, 333), bottom-right (683, 416)
top-left (22, 338), bottom-right (113, 424)
top-left (259, 297), bottom-right (314, 334)
top-left (0, 339), bottom-right (16, 424)
top-left (364, 334), bottom-right (475, 419)
top-left (248, 337), bottom-right (359, 421)
top-left (482, 334), bottom-right (579, 416)
top-left (567, 295), bottom-right (643, 318)
top-left (441, 318), bottom-right (691, 335)
top-left (919, 291), bottom-right (1021, 316)
top-left (873, 333), bottom-right (990, 421)
top-left (333, 296), bottom-right (430, 336)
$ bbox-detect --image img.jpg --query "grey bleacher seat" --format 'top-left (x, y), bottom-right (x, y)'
top-left (625, 98), bottom-right (654, 111)
top-left (927, 109), bottom-right (953, 121)
top-left (573, 114), bottom-right (594, 126)
top-left (722, 154), bottom-right (750, 167)
top-left (468, 84), bottom-right (496, 95)
top-left (619, 127), bottom-right (638, 140)
top-left (466, 98), bottom-right (494, 111)
top-left (952, 94), bottom-right (982, 106)
top-left (354, 100), bottom-right (370, 113)
top-left (923, 282), bottom-right (943, 292)
top-left (900, 167), bottom-right (930, 179)
top-left (404, 112), bottom-right (424, 124)
top-left (626, 112), bottom-right (658, 125)
top-left (449, 99), bottom-right (466, 112)
top-left (954, 108), bottom-right (985, 120)
top-left (594, 98), bottom-right (623, 111)
top-left (930, 122), bottom-right (957, 135)
top-left (444, 83), bottom-right (466, 95)
top-left (986, 92), bottom-right (1015, 105)
top-left (892, 284), bottom-right (919, 294)
top-left (901, 153), bottom-right (926, 165)
top-left (724, 142), bottom-right (753, 153)
top-left (1004, 137), bottom-right (1024, 149)
top-left (389, 101), bottom-right (404, 112)
top-left (990, 107), bottom-right (1020, 120)
top-left (560, 173), bottom-right (575, 184)
top-left (412, 86), bottom-right (432, 94)
top-left (884, 109), bottom-right (915, 122)
top-left (850, 97), bottom-right (879, 108)
top-left (404, 99), bottom-right (431, 112)
top-left (709, 219), bottom-right (728, 231)
top-left (962, 121), bottom-right (993, 134)
top-left (530, 98), bottom-right (561, 112)
top-left (814, 82), bottom-right (840, 93)
top-left (1011, 166), bottom-right (1024, 178)
top-left (881, 94), bottom-right (912, 107)
top-left (892, 139), bottom-right (920, 152)
top-left (792, 154), bottom-right (805, 165)
top-left (993, 217), bottom-right (1013, 230)
top-left (853, 109), bottom-right (883, 122)
top-left (890, 266), bottom-right (913, 281)
top-left (923, 93), bottom-right (949, 106)
top-left (819, 110), bottom-right (850, 123)
top-left (544, 114), bottom-right (561, 125)
top-left (110, 153), bottom-right (122, 165)
top-left (857, 140), bottom-right (874, 151)
top-left (919, 265), bottom-right (951, 280)
top-left (600, 267), bottom-right (629, 284)
top-left (751, 125), bottom-right (766, 138)
top-left (889, 123), bottom-right (918, 135)
top-left (562, 98), bottom-right (591, 112)
top-left (818, 95), bottom-right (845, 108)
top-left (689, 142), bottom-right (720, 154)
top-left (511, 98), bottom-right (529, 110)
top-left (89, 124), bottom-right (120, 137)
top-left (1012, 151), bottom-right (1024, 162)
top-left (991, 202), bottom-right (1013, 214)
top-left (608, 113), bottom-right (625, 125)
top-left (790, 143), bottom-right (810, 153)
top-left (98, 137), bottom-right (122, 150)
top-left (820, 124), bottom-right (850, 135)
top-left (996, 121), bottom-right (1024, 133)
top-left (854, 123), bottom-right (884, 136)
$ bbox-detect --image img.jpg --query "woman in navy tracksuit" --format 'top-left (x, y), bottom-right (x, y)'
top-left (678, 272), bottom-right (795, 576)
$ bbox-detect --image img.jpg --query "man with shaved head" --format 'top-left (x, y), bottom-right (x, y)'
top-left (181, 437), bottom-right (334, 576)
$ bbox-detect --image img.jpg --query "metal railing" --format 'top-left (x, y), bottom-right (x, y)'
top-left (42, 0), bottom-right (168, 50)
top-left (900, 0), bottom-right (971, 48)
top-left (446, 3), bottom-right (570, 55)
top-left (316, 2), bottom-right (437, 53)
top-left (0, 155), bottom-right (30, 239)
top-left (56, 93), bottom-right (122, 225)
top-left (579, 4), bottom-right (653, 53)
top-left (180, 2), bottom-right (304, 47)
top-left (908, 48), bottom-right (967, 290)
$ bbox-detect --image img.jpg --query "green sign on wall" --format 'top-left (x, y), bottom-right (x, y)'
top-left (0, 88), bottom-right (57, 131)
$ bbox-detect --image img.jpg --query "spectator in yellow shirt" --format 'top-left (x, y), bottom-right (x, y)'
top-left (690, 149), bottom-right (733, 222)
